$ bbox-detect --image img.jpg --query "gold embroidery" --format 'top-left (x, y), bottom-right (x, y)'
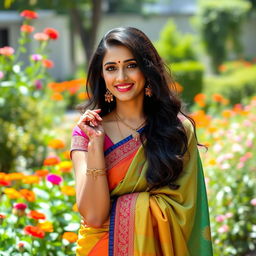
top-left (71, 136), bottom-right (89, 151)
top-left (202, 226), bottom-right (212, 241)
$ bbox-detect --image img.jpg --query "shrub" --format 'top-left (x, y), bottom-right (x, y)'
top-left (171, 61), bottom-right (204, 107)
top-left (204, 63), bottom-right (256, 105)
top-left (155, 19), bottom-right (196, 63)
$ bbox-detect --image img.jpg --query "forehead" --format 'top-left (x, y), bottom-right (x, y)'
top-left (102, 45), bottom-right (135, 63)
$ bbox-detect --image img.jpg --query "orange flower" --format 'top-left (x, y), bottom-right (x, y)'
top-left (51, 92), bottom-right (63, 101)
top-left (0, 172), bottom-right (11, 186)
top-left (44, 28), bottom-right (59, 40)
top-left (61, 186), bottom-right (76, 196)
top-left (20, 189), bottom-right (36, 202)
top-left (47, 82), bottom-right (66, 93)
top-left (33, 32), bottom-right (49, 41)
top-left (218, 65), bottom-right (227, 72)
top-left (20, 10), bottom-right (38, 19)
top-left (43, 156), bottom-right (61, 166)
top-left (62, 232), bottom-right (78, 243)
top-left (7, 172), bottom-right (25, 181)
top-left (222, 109), bottom-right (233, 118)
top-left (42, 59), bottom-right (54, 68)
top-left (190, 110), bottom-right (211, 128)
top-left (77, 92), bottom-right (89, 100)
top-left (62, 151), bottom-right (71, 160)
top-left (22, 175), bottom-right (39, 184)
top-left (194, 93), bottom-right (206, 107)
top-left (24, 225), bottom-right (45, 238)
top-left (35, 169), bottom-right (49, 177)
top-left (58, 161), bottom-right (72, 173)
top-left (37, 221), bottom-right (53, 232)
top-left (48, 139), bottom-right (65, 149)
top-left (0, 46), bottom-right (15, 56)
top-left (174, 82), bottom-right (183, 93)
top-left (72, 203), bottom-right (78, 212)
top-left (4, 188), bottom-right (22, 199)
top-left (212, 94), bottom-right (225, 103)
top-left (20, 24), bottom-right (34, 33)
top-left (28, 210), bottom-right (46, 220)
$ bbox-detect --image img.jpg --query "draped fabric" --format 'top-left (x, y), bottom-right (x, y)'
top-left (70, 119), bottom-right (213, 256)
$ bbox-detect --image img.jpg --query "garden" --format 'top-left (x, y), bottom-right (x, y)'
top-left (0, 2), bottom-right (256, 256)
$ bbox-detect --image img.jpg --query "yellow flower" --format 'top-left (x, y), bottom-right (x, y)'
top-left (58, 161), bottom-right (72, 173)
top-left (7, 172), bottom-right (25, 181)
top-left (61, 186), bottom-right (76, 196)
top-left (208, 159), bottom-right (217, 166)
top-left (22, 175), bottom-right (39, 184)
top-left (72, 203), bottom-right (78, 212)
top-left (4, 188), bottom-right (22, 199)
top-left (37, 221), bottom-right (53, 232)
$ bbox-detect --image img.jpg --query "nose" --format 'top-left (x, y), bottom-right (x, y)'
top-left (116, 68), bottom-right (127, 82)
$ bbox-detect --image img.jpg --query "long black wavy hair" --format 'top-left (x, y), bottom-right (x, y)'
top-left (78, 27), bottom-right (197, 190)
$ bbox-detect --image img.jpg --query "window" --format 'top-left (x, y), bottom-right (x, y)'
top-left (0, 28), bottom-right (9, 47)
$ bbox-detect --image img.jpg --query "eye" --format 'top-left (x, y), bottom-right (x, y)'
top-left (127, 63), bottom-right (137, 68)
top-left (105, 66), bottom-right (116, 71)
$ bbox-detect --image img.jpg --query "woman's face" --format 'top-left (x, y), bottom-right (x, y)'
top-left (102, 45), bottom-right (146, 103)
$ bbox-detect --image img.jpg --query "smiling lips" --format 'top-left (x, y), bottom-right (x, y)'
top-left (115, 83), bottom-right (134, 92)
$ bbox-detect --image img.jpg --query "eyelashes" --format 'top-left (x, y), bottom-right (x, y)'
top-left (105, 62), bottom-right (137, 71)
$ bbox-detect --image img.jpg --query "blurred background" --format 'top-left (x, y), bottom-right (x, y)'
top-left (0, 0), bottom-right (256, 255)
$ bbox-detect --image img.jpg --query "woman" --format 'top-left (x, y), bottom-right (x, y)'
top-left (70, 27), bottom-right (213, 256)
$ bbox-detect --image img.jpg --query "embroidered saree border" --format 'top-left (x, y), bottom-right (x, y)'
top-left (105, 139), bottom-right (142, 170)
top-left (110, 193), bottom-right (139, 256)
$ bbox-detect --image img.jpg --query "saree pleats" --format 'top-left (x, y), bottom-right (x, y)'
top-left (75, 119), bottom-right (213, 255)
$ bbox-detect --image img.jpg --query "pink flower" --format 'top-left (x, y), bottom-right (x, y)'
top-left (0, 71), bottom-right (4, 79)
top-left (0, 46), bottom-right (15, 56)
top-left (47, 174), bottom-right (63, 185)
top-left (13, 203), bottom-right (27, 210)
top-left (215, 215), bottom-right (226, 223)
top-left (250, 198), bottom-right (256, 206)
top-left (237, 162), bottom-right (244, 169)
top-left (33, 33), bottom-right (49, 41)
top-left (31, 54), bottom-right (43, 61)
top-left (225, 212), bottom-right (233, 219)
top-left (246, 139), bottom-right (253, 148)
top-left (34, 80), bottom-right (42, 90)
top-left (218, 224), bottom-right (229, 233)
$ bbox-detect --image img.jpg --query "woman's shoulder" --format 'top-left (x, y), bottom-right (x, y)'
top-left (178, 113), bottom-right (196, 141)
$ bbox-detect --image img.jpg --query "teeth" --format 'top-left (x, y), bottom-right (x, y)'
top-left (117, 85), bottom-right (132, 89)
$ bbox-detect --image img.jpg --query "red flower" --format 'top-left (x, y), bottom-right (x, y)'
top-left (20, 10), bottom-right (38, 19)
top-left (44, 28), bottom-right (59, 40)
top-left (42, 59), bottom-right (54, 69)
top-left (24, 225), bottom-right (45, 238)
top-left (28, 210), bottom-right (46, 220)
top-left (20, 25), bottom-right (35, 33)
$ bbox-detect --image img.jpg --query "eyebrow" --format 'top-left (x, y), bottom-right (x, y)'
top-left (103, 58), bottom-right (136, 66)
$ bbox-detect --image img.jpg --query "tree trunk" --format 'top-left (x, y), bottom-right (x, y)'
top-left (70, 0), bottom-right (102, 64)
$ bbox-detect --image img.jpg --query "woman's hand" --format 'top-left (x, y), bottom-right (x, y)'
top-left (77, 109), bottom-right (105, 143)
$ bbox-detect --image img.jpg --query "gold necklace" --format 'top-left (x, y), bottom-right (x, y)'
top-left (115, 112), bottom-right (146, 141)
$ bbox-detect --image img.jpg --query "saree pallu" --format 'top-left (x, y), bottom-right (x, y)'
top-left (72, 119), bottom-right (213, 256)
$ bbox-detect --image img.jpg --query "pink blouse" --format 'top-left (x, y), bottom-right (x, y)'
top-left (70, 126), bottom-right (114, 159)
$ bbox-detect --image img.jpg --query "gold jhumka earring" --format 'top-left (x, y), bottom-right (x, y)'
top-left (145, 84), bottom-right (153, 97)
top-left (105, 89), bottom-right (114, 103)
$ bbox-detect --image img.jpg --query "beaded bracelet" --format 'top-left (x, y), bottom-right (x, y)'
top-left (86, 168), bottom-right (107, 180)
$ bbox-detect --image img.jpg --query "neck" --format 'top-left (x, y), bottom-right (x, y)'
top-left (115, 98), bottom-right (145, 122)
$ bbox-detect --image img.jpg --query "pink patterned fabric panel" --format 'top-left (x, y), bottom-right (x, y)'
top-left (113, 193), bottom-right (139, 256)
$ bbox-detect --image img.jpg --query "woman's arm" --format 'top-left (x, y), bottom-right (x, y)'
top-left (71, 110), bottom-right (110, 228)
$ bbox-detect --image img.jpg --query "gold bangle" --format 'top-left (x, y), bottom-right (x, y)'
top-left (86, 168), bottom-right (107, 180)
